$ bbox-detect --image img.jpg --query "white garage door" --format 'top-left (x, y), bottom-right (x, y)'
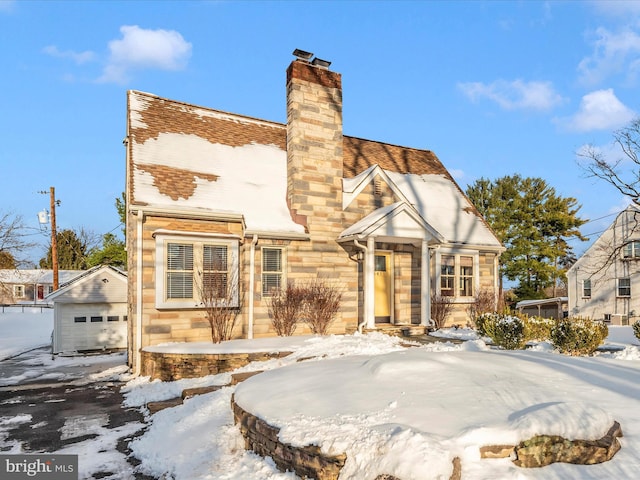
top-left (58, 303), bottom-right (127, 353)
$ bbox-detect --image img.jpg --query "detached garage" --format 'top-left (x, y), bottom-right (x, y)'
top-left (49, 265), bottom-right (128, 354)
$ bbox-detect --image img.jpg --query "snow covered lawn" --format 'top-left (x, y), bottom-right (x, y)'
top-left (0, 308), bottom-right (53, 360)
top-left (124, 327), bottom-right (640, 480)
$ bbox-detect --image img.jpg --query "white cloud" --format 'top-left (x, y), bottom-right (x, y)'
top-left (589, 0), bottom-right (640, 18)
top-left (448, 168), bottom-right (465, 181)
top-left (98, 25), bottom-right (192, 84)
top-left (458, 79), bottom-right (565, 111)
top-left (43, 45), bottom-right (95, 64)
top-left (559, 89), bottom-right (635, 132)
top-left (578, 26), bottom-right (640, 85)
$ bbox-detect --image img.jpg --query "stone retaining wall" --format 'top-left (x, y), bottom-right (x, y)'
top-left (232, 395), bottom-right (347, 480)
top-left (140, 350), bottom-right (291, 381)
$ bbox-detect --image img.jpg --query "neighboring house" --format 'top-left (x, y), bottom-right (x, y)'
top-left (516, 297), bottom-right (568, 319)
top-left (125, 50), bottom-right (503, 371)
top-left (47, 265), bottom-right (128, 354)
top-left (0, 269), bottom-right (86, 304)
top-left (567, 205), bottom-right (640, 325)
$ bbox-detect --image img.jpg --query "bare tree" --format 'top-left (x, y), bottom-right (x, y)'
top-left (0, 211), bottom-right (37, 268)
top-left (267, 282), bottom-right (307, 336)
top-left (430, 292), bottom-right (454, 329)
top-left (578, 118), bottom-right (640, 206)
top-left (199, 256), bottom-right (243, 343)
top-left (577, 118), bottom-right (640, 274)
top-left (303, 279), bottom-right (342, 335)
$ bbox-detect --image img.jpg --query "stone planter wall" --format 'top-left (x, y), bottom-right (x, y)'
top-left (232, 395), bottom-right (347, 480)
top-left (140, 350), bottom-right (291, 381)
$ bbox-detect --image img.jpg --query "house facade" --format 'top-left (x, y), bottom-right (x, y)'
top-left (0, 269), bottom-right (86, 305)
top-left (568, 205), bottom-right (640, 325)
top-left (125, 51), bottom-right (503, 372)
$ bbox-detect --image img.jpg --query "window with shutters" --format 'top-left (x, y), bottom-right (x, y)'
top-left (155, 233), bottom-right (239, 309)
top-left (262, 247), bottom-right (284, 296)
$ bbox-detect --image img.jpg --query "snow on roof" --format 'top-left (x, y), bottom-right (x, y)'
top-left (0, 269), bottom-right (86, 285)
top-left (385, 171), bottom-right (502, 247)
top-left (132, 133), bottom-right (305, 234)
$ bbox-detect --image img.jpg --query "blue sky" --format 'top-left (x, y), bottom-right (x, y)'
top-left (1, 0), bottom-right (639, 265)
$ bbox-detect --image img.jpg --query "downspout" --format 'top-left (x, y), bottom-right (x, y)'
top-left (354, 239), bottom-right (368, 333)
top-left (135, 209), bottom-right (144, 375)
top-left (248, 234), bottom-right (258, 339)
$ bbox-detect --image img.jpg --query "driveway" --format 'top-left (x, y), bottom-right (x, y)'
top-left (0, 347), bottom-right (154, 479)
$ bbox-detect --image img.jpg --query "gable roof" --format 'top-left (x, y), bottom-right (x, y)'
top-left (46, 265), bottom-right (127, 301)
top-left (0, 269), bottom-right (86, 285)
top-left (127, 90), bottom-right (501, 247)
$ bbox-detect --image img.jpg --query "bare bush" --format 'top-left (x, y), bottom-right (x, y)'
top-left (467, 288), bottom-right (497, 327)
top-left (199, 262), bottom-right (243, 343)
top-left (267, 282), bottom-right (307, 336)
top-left (303, 279), bottom-right (342, 335)
top-left (431, 292), bottom-right (454, 330)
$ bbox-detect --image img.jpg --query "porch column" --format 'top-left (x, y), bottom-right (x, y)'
top-left (365, 236), bottom-right (376, 329)
top-left (421, 239), bottom-right (431, 326)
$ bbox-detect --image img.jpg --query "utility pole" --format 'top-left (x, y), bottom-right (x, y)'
top-left (50, 187), bottom-right (58, 291)
top-left (39, 187), bottom-right (59, 291)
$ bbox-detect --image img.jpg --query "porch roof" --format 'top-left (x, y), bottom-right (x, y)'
top-left (338, 201), bottom-right (444, 244)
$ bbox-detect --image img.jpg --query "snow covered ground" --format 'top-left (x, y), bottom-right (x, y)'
top-left (2, 309), bottom-right (640, 479)
top-left (0, 307), bottom-right (54, 360)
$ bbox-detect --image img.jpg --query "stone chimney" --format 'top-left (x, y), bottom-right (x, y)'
top-left (286, 50), bottom-right (343, 232)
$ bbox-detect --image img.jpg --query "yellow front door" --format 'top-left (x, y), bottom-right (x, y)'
top-left (374, 252), bottom-right (392, 323)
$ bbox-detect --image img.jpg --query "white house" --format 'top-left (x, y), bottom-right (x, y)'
top-left (567, 206), bottom-right (640, 325)
top-left (0, 269), bottom-right (85, 304)
top-left (47, 265), bottom-right (128, 354)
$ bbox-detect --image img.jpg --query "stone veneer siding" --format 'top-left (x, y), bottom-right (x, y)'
top-left (141, 350), bottom-right (291, 381)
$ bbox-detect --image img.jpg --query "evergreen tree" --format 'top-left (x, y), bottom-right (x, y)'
top-left (39, 229), bottom-right (90, 270)
top-left (467, 175), bottom-right (586, 300)
top-left (86, 233), bottom-right (126, 268)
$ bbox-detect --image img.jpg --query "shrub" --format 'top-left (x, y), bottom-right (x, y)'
top-left (467, 288), bottom-right (497, 328)
top-left (550, 317), bottom-right (608, 356)
top-left (431, 293), bottom-right (454, 330)
top-left (303, 279), bottom-right (342, 335)
top-left (523, 315), bottom-right (554, 342)
top-left (267, 282), bottom-right (307, 336)
top-left (477, 312), bottom-right (527, 350)
top-left (633, 320), bottom-right (640, 341)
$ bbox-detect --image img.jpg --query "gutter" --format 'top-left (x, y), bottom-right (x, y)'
top-left (135, 209), bottom-right (144, 375)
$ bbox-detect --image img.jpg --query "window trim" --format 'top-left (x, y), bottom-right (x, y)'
top-left (622, 240), bottom-right (640, 260)
top-left (436, 249), bottom-right (479, 300)
top-left (13, 285), bottom-right (25, 298)
top-left (582, 279), bottom-right (592, 298)
top-left (261, 246), bottom-right (286, 297)
top-left (617, 277), bottom-right (631, 298)
top-left (155, 233), bottom-right (239, 309)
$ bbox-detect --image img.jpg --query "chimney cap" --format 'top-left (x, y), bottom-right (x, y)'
top-left (292, 49), bottom-right (314, 61)
top-left (311, 57), bottom-right (331, 69)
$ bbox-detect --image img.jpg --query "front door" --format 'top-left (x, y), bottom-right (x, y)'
top-left (374, 252), bottom-right (392, 323)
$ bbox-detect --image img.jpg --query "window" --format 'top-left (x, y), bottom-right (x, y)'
top-left (618, 278), bottom-right (631, 297)
top-left (582, 279), bottom-right (592, 298)
top-left (440, 255), bottom-right (455, 296)
top-left (13, 285), bottom-right (25, 298)
top-left (91, 316), bottom-right (103, 322)
top-left (623, 240), bottom-right (640, 259)
top-left (74, 316), bottom-right (87, 323)
top-left (203, 245), bottom-right (228, 299)
top-left (438, 252), bottom-right (477, 299)
top-left (107, 316), bottom-right (119, 322)
top-left (262, 247), bottom-right (284, 296)
top-left (167, 243), bottom-right (194, 299)
top-left (155, 234), bottom-right (239, 309)
top-left (459, 256), bottom-right (474, 297)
